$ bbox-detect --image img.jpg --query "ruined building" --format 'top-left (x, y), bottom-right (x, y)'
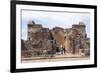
top-left (21, 21), bottom-right (90, 57)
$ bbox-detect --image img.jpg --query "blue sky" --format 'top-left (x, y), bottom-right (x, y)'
top-left (21, 10), bottom-right (90, 40)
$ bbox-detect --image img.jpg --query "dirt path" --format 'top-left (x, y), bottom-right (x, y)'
top-left (21, 53), bottom-right (90, 63)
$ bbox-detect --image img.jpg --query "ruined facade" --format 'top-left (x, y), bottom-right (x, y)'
top-left (21, 21), bottom-right (90, 57)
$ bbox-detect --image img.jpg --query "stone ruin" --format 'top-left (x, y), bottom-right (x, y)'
top-left (21, 21), bottom-right (90, 58)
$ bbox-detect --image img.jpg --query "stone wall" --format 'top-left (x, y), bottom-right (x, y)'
top-left (22, 21), bottom-right (90, 57)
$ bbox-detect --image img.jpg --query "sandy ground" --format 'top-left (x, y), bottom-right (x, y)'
top-left (21, 53), bottom-right (90, 63)
top-left (22, 57), bottom-right (89, 63)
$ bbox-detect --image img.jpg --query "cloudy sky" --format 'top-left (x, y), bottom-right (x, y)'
top-left (21, 10), bottom-right (90, 40)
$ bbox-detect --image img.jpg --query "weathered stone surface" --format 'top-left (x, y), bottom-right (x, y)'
top-left (22, 21), bottom-right (90, 57)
